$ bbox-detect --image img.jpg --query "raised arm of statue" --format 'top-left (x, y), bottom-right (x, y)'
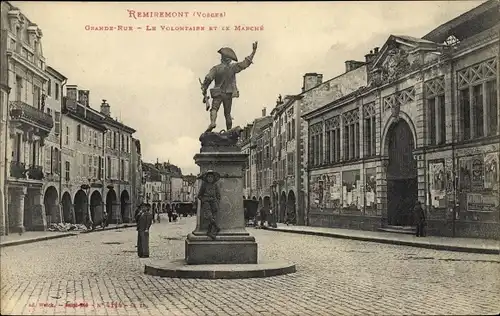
top-left (232, 41), bottom-right (258, 74)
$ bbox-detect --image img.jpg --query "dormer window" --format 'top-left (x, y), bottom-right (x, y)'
top-left (444, 35), bottom-right (460, 46)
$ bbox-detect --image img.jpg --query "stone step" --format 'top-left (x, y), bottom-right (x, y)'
top-left (378, 226), bottom-right (416, 235)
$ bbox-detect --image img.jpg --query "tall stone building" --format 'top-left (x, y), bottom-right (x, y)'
top-left (42, 66), bottom-right (66, 226)
top-left (130, 138), bottom-right (143, 210)
top-left (100, 100), bottom-right (136, 223)
top-left (0, 27), bottom-right (10, 235)
top-left (2, 2), bottom-right (53, 233)
top-left (303, 0), bottom-right (499, 239)
top-left (61, 85), bottom-right (107, 225)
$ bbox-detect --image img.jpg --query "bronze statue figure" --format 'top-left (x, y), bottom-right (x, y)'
top-left (200, 41), bottom-right (258, 133)
top-left (197, 170), bottom-right (221, 239)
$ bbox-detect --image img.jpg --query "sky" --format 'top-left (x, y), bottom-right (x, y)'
top-left (15, 1), bottom-right (483, 175)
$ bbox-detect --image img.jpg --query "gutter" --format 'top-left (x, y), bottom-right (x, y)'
top-left (2, 83), bottom-right (11, 235)
top-left (59, 77), bottom-right (67, 223)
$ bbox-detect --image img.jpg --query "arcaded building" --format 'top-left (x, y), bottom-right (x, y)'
top-left (303, 0), bottom-right (499, 239)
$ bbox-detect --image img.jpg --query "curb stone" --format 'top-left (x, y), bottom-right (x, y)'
top-left (262, 227), bottom-right (500, 255)
top-left (0, 224), bottom-right (137, 248)
top-left (0, 232), bottom-right (78, 248)
top-left (80, 224), bottom-right (136, 234)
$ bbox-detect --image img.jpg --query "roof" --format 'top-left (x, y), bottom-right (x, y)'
top-left (103, 116), bottom-right (136, 134)
top-left (46, 66), bottom-right (67, 81)
top-left (423, 0), bottom-right (498, 43)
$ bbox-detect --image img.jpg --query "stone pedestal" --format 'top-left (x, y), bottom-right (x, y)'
top-left (186, 146), bottom-right (258, 264)
top-left (145, 128), bottom-right (296, 279)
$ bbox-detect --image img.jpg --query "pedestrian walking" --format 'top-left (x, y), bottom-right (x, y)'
top-left (137, 203), bottom-right (153, 258)
top-left (167, 208), bottom-right (173, 222)
top-left (414, 201), bottom-right (426, 237)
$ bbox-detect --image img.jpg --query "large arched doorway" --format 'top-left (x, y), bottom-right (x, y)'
top-left (106, 189), bottom-right (117, 224)
top-left (43, 186), bottom-right (59, 225)
top-left (61, 192), bottom-right (73, 223)
top-left (279, 191), bottom-right (287, 223)
top-left (74, 190), bottom-right (88, 224)
top-left (287, 190), bottom-right (297, 224)
top-left (120, 190), bottom-right (130, 223)
top-left (90, 191), bottom-right (103, 224)
top-left (386, 119), bottom-right (417, 226)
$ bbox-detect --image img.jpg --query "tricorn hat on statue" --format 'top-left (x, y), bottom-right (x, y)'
top-left (201, 170), bottom-right (221, 182)
top-left (218, 47), bottom-right (238, 61)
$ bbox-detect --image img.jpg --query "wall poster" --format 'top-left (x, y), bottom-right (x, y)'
top-left (471, 156), bottom-right (484, 192)
top-left (458, 157), bottom-right (472, 192)
top-left (484, 152), bottom-right (499, 191)
top-left (429, 161), bottom-right (446, 208)
top-left (365, 168), bottom-right (377, 214)
top-left (341, 170), bottom-right (361, 212)
top-left (310, 172), bottom-right (342, 211)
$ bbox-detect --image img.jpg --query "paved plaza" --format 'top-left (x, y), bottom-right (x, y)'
top-left (1, 216), bottom-right (499, 316)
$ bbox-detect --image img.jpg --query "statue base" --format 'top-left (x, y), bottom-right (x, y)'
top-left (198, 127), bottom-right (243, 153)
top-left (185, 233), bottom-right (257, 264)
top-left (144, 259), bottom-right (296, 279)
top-left (188, 125), bottom-right (258, 265)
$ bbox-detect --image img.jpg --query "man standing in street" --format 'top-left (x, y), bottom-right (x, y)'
top-left (137, 203), bottom-right (153, 258)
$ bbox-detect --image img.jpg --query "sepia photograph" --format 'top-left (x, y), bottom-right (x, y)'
top-left (0, 1), bottom-right (499, 315)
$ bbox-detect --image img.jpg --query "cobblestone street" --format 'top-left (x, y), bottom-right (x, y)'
top-left (1, 216), bottom-right (499, 316)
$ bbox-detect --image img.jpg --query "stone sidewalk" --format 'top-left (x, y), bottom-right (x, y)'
top-left (263, 224), bottom-right (500, 254)
top-left (0, 223), bottom-right (136, 248)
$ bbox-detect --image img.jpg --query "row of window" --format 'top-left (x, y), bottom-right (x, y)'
top-left (106, 130), bottom-right (131, 153)
top-left (309, 59), bottom-right (498, 168)
top-left (75, 124), bottom-right (103, 148)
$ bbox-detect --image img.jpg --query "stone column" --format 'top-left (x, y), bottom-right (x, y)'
top-left (31, 189), bottom-right (47, 231)
top-left (185, 140), bottom-right (257, 265)
top-left (11, 187), bottom-right (27, 233)
top-left (0, 189), bottom-right (5, 235)
top-left (113, 202), bottom-right (121, 224)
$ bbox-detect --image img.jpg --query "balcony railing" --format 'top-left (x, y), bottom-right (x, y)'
top-left (10, 101), bottom-right (54, 132)
top-left (27, 165), bottom-right (44, 180)
top-left (9, 161), bottom-right (44, 180)
top-left (10, 161), bottom-right (26, 178)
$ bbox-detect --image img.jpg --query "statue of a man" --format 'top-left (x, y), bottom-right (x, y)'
top-left (201, 41), bottom-right (258, 133)
top-left (197, 170), bottom-right (221, 239)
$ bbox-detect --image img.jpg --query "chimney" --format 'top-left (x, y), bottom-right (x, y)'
top-left (302, 73), bottom-right (323, 92)
top-left (374, 47), bottom-right (380, 54)
top-left (345, 60), bottom-right (365, 72)
top-left (100, 99), bottom-right (111, 116)
top-left (262, 107), bottom-right (266, 117)
top-left (365, 50), bottom-right (375, 63)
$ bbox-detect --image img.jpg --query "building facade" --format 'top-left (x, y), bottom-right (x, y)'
top-left (181, 174), bottom-right (197, 203)
top-left (240, 122), bottom-right (253, 199)
top-left (61, 85), bottom-right (107, 225)
top-left (142, 162), bottom-right (164, 212)
top-left (2, 2), bottom-right (53, 233)
top-left (303, 0), bottom-right (499, 239)
top-left (131, 138), bottom-right (143, 210)
top-left (0, 27), bottom-right (10, 235)
top-left (101, 100), bottom-right (136, 223)
top-left (42, 66), bottom-right (66, 226)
